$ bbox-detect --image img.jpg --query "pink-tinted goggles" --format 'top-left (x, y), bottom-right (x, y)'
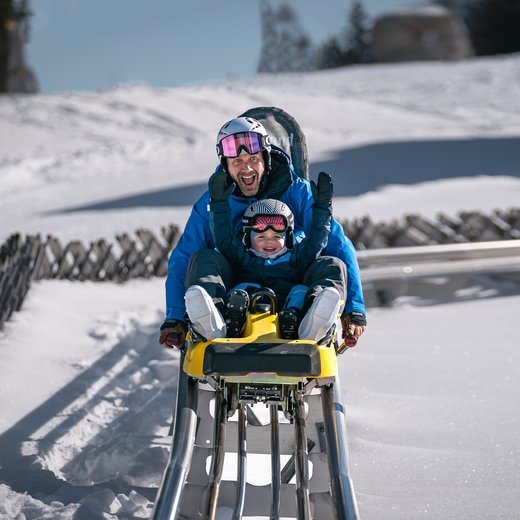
top-left (252, 214), bottom-right (288, 233)
top-left (218, 132), bottom-right (266, 158)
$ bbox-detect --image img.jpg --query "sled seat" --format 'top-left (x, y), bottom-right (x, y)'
top-left (203, 341), bottom-right (321, 377)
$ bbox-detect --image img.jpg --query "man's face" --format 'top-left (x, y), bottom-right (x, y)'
top-left (226, 152), bottom-right (265, 197)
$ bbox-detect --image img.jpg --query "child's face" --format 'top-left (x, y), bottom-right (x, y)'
top-left (252, 229), bottom-right (285, 255)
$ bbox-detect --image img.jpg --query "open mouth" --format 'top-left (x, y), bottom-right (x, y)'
top-left (240, 174), bottom-right (256, 187)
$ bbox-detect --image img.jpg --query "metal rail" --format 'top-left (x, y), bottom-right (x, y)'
top-left (358, 239), bottom-right (520, 281)
top-left (362, 254), bottom-right (520, 282)
top-left (151, 362), bottom-right (198, 520)
top-left (270, 404), bottom-right (281, 520)
top-left (233, 404), bottom-right (247, 520)
top-left (202, 386), bottom-right (227, 519)
top-left (294, 389), bottom-right (312, 520)
top-left (358, 239), bottom-right (520, 267)
top-left (321, 381), bottom-right (359, 520)
top-left (358, 239), bottom-right (520, 305)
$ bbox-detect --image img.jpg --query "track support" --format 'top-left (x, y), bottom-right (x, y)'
top-left (270, 404), bottom-right (281, 520)
top-left (294, 388), bottom-right (312, 519)
top-left (202, 386), bottom-right (227, 519)
top-left (233, 404), bottom-right (247, 520)
top-left (151, 363), bottom-right (198, 520)
top-left (321, 382), bottom-right (359, 520)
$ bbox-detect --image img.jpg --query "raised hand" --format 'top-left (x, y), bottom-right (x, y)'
top-left (311, 171), bottom-right (333, 209)
top-left (209, 171), bottom-right (236, 202)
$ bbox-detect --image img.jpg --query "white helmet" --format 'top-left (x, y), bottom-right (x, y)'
top-left (216, 116), bottom-right (271, 159)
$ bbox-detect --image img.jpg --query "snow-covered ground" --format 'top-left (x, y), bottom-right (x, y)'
top-left (1, 54), bottom-right (520, 519)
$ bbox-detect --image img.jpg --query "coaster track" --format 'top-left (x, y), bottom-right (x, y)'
top-left (152, 353), bottom-right (359, 520)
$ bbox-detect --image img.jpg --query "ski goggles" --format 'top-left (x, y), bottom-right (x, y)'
top-left (252, 214), bottom-right (288, 233)
top-left (217, 132), bottom-right (268, 158)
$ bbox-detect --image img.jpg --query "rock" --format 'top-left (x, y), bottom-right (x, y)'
top-left (372, 4), bottom-right (473, 62)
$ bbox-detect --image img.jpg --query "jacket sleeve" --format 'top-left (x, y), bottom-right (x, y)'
top-left (291, 204), bottom-right (331, 272)
top-left (209, 200), bottom-right (247, 270)
top-left (165, 193), bottom-right (214, 321)
top-left (282, 178), bottom-right (366, 316)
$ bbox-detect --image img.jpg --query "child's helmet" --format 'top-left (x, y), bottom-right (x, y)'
top-left (242, 199), bottom-right (294, 248)
top-left (216, 116), bottom-right (271, 172)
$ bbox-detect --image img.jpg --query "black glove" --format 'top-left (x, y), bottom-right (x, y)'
top-left (311, 171), bottom-right (333, 209)
top-left (159, 319), bottom-right (188, 349)
top-left (346, 311), bottom-right (367, 327)
top-left (209, 171), bottom-right (235, 202)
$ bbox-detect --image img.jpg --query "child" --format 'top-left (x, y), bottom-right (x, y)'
top-left (185, 172), bottom-right (348, 343)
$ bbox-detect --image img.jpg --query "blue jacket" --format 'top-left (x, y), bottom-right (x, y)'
top-left (165, 149), bottom-right (365, 320)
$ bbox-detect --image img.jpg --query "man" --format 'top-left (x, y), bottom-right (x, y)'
top-left (159, 116), bottom-right (366, 349)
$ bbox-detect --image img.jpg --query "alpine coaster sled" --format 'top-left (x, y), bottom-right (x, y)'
top-left (152, 108), bottom-right (360, 520)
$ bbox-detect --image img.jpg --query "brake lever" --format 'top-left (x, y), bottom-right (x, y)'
top-left (336, 336), bottom-right (357, 354)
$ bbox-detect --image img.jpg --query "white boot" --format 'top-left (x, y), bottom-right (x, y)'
top-left (185, 285), bottom-right (227, 341)
top-left (298, 287), bottom-right (342, 342)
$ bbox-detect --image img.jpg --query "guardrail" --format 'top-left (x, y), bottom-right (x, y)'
top-left (358, 239), bottom-right (520, 306)
top-left (358, 239), bottom-right (520, 267)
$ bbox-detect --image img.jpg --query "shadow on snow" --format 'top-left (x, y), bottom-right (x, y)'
top-left (0, 325), bottom-right (179, 514)
top-left (56, 137), bottom-right (520, 213)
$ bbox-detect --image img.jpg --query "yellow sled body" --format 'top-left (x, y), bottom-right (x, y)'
top-left (183, 310), bottom-right (338, 384)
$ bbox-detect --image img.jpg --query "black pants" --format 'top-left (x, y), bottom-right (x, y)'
top-left (185, 248), bottom-right (347, 312)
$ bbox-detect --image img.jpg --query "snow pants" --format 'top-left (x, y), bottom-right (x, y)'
top-left (185, 248), bottom-right (347, 314)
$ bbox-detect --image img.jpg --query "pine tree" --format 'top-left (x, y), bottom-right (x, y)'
top-left (315, 36), bottom-right (345, 69)
top-left (0, 0), bottom-right (33, 93)
top-left (0, 0), bottom-right (15, 92)
top-left (344, 0), bottom-right (371, 64)
top-left (258, 1), bottom-right (277, 73)
top-left (466, 0), bottom-right (520, 56)
top-left (314, 0), bottom-right (372, 69)
top-left (258, 1), bottom-right (313, 73)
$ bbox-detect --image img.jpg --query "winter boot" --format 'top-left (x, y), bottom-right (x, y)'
top-left (185, 285), bottom-right (226, 341)
top-left (226, 288), bottom-right (250, 338)
top-left (278, 307), bottom-right (299, 340)
top-left (298, 287), bottom-right (341, 343)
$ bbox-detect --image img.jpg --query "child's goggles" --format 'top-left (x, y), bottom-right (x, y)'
top-left (252, 214), bottom-right (288, 233)
top-left (218, 132), bottom-right (268, 158)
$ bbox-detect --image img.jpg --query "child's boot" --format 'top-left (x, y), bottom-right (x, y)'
top-left (278, 307), bottom-right (299, 339)
top-left (226, 288), bottom-right (250, 338)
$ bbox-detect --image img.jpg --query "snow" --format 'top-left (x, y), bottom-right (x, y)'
top-left (1, 54), bottom-right (520, 519)
top-left (387, 4), bottom-right (453, 18)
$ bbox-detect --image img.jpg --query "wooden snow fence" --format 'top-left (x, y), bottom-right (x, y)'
top-left (1, 209), bottom-right (520, 330)
top-left (343, 209), bottom-right (520, 249)
top-left (0, 224), bottom-right (180, 330)
top-left (0, 234), bottom-right (41, 330)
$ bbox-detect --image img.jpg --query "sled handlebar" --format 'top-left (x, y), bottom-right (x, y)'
top-left (337, 336), bottom-right (357, 354)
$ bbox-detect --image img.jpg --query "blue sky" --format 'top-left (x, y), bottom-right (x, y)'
top-left (26, 0), bottom-right (412, 93)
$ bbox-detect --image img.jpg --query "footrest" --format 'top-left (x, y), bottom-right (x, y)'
top-left (203, 342), bottom-right (322, 377)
